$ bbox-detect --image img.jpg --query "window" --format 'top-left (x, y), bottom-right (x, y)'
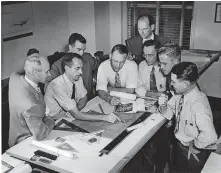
top-left (127, 1), bottom-right (194, 50)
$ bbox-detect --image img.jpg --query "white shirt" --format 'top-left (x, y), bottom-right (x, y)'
top-left (143, 33), bottom-right (154, 43)
top-left (24, 75), bottom-right (41, 93)
top-left (136, 61), bottom-right (166, 96)
top-left (96, 59), bottom-right (138, 92)
top-left (164, 86), bottom-right (217, 149)
top-left (44, 74), bottom-right (87, 117)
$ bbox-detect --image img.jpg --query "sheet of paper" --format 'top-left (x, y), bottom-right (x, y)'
top-left (201, 152), bottom-right (221, 173)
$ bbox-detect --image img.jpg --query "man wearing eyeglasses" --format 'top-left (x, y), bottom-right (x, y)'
top-left (136, 40), bottom-right (166, 98)
top-left (126, 14), bottom-right (170, 65)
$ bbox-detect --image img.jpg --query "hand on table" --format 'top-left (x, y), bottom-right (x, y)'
top-left (103, 113), bottom-right (122, 123)
top-left (109, 96), bottom-right (121, 106)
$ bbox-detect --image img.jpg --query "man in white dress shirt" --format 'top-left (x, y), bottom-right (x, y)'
top-left (45, 53), bottom-right (120, 123)
top-left (96, 44), bottom-right (138, 106)
top-left (136, 40), bottom-right (166, 98)
top-left (159, 62), bottom-right (217, 173)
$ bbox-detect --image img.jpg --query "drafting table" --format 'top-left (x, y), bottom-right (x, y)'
top-left (6, 97), bottom-right (167, 173)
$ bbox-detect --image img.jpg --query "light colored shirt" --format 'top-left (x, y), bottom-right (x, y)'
top-left (44, 73), bottom-right (87, 117)
top-left (143, 33), bottom-right (154, 43)
top-left (163, 86), bottom-right (217, 149)
top-left (24, 75), bottom-right (41, 93)
top-left (136, 61), bottom-right (166, 96)
top-left (96, 59), bottom-right (138, 92)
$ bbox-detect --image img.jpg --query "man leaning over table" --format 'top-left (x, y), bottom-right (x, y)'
top-left (96, 44), bottom-right (139, 106)
top-left (44, 52), bottom-right (120, 123)
top-left (8, 56), bottom-right (55, 147)
top-left (158, 62), bottom-right (218, 173)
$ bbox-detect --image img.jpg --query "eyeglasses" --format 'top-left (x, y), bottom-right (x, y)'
top-left (142, 53), bottom-right (156, 58)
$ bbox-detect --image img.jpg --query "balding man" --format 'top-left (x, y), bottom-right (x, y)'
top-left (8, 56), bottom-right (55, 147)
top-left (126, 14), bottom-right (170, 64)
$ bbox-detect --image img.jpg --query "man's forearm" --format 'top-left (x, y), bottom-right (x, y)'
top-left (69, 110), bottom-right (105, 121)
top-left (77, 96), bottom-right (88, 110)
top-left (97, 90), bottom-right (111, 103)
top-left (110, 87), bottom-right (135, 94)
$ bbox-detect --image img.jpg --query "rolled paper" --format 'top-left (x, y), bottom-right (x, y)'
top-left (10, 163), bottom-right (32, 173)
top-left (32, 140), bottom-right (74, 159)
top-left (110, 91), bottom-right (136, 101)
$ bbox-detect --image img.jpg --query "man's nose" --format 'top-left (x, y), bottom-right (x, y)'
top-left (79, 69), bottom-right (82, 75)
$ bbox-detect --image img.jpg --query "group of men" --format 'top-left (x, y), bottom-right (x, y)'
top-left (8, 14), bottom-right (217, 173)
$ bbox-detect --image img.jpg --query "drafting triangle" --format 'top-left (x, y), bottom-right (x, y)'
top-left (57, 142), bottom-right (77, 152)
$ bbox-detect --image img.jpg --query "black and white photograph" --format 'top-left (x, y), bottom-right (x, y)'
top-left (1, 1), bottom-right (221, 173)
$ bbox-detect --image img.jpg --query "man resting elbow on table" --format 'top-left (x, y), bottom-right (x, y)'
top-left (44, 53), bottom-right (119, 123)
top-left (96, 44), bottom-right (138, 106)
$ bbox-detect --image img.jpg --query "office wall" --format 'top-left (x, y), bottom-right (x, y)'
top-left (2, 1), bottom-right (70, 79)
top-left (68, 1), bottom-right (96, 55)
top-left (94, 1), bottom-right (110, 54)
top-left (191, 1), bottom-right (221, 50)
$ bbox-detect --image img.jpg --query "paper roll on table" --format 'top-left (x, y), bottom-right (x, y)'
top-left (110, 91), bottom-right (136, 100)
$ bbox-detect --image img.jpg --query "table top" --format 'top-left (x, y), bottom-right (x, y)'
top-left (6, 96), bottom-right (166, 173)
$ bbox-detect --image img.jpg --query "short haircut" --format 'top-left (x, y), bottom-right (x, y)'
top-left (62, 52), bottom-right (83, 71)
top-left (158, 42), bottom-right (181, 62)
top-left (111, 44), bottom-right (128, 55)
top-left (171, 62), bottom-right (198, 83)
top-left (27, 48), bottom-right (39, 57)
top-left (68, 33), bottom-right (86, 46)
top-left (24, 56), bottom-right (47, 75)
top-left (142, 40), bottom-right (161, 51)
top-left (137, 14), bottom-right (155, 26)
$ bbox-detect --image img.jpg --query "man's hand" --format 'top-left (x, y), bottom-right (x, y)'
top-left (127, 53), bottom-right (136, 61)
top-left (103, 113), bottom-right (122, 123)
top-left (109, 96), bottom-right (121, 106)
top-left (158, 94), bottom-right (168, 107)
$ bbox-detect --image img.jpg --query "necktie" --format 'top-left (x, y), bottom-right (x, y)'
top-left (115, 72), bottom-right (121, 88)
top-left (150, 66), bottom-right (157, 92)
top-left (174, 95), bottom-right (184, 134)
top-left (71, 83), bottom-right (75, 99)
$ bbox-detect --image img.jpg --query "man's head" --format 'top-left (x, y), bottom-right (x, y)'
top-left (142, 40), bottom-right (160, 65)
top-left (137, 15), bottom-right (155, 40)
top-left (158, 43), bottom-right (181, 76)
top-left (110, 44), bottom-right (128, 72)
top-left (62, 52), bottom-right (83, 82)
top-left (27, 48), bottom-right (39, 58)
top-left (170, 62), bottom-right (198, 94)
top-left (68, 33), bottom-right (86, 56)
top-left (24, 56), bottom-right (50, 84)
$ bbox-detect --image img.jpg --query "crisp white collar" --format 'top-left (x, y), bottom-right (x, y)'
top-left (24, 75), bottom-right (39, 91)
top-left (143, 33), bottom-right (154, 43)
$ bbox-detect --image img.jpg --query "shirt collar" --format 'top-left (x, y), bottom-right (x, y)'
top-left (24, 75), bottom-right (39, 91)
top-left (63, 73), bottom-right (74, 86)
top-left (143, 33), bottom-right (154, 43)
top-left (183, 86), bottom-right (199, 103)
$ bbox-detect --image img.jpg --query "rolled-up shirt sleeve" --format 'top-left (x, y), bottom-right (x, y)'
top-left (96, 63), bottom-right (108, 92)
top-left (126, 62), bottom-right (138, 89)
top-left (192, 102), bottom-right (218, 148)
top-left (53, 82), bottom-right (77, 112)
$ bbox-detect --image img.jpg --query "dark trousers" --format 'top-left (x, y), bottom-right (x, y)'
top-left (174, 141), bottom-right (210, 173)
top-left (143, 125), bottom-right (172, 173)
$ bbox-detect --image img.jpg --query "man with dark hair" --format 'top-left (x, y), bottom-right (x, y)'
top-left (46, 33), bottom-right (99, 99)
top-left (136, 40), bottom-right (166, 98)
top-left (125, 14), bottom-right (170, 64)
top-left (44, 53), bottom-right (120, 123)
top-left (9, 56), bottom-right (54, 147)
top-left (27, 48), bottom-right (39, 58)
top-left (159, 62), bottom-right (217, 173)
top-left (97, 44), bottom-right (138, 106)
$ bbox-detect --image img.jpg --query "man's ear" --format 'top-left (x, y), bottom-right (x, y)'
top-left (64, 65), bottom-right (69, 71)
top-left (109, 53), bottom-right (112, 60)
top-left (174, 59), bottom-right (179, 65)
top-left (68, 45), bottom-right (72, 51)
top-left (151, 24), bottom-right (155, 32)
top-left (183, 80), bottom-right (190, 89)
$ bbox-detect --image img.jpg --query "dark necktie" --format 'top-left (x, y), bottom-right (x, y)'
top-left (174, 95), bottom-right (184, 134)
top-left (71, 83), bottom-right (75, 99)
top-left (150, 66), bottom-right (157, 92)
top-left (115, 72), bottom-right (121, 88)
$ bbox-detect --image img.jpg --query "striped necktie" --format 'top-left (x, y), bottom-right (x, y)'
top-left (174, 95), bottom-right (184, 134)
top-left (150, 66), bottom-right (157, 91)
top-left (115, 72), bottom-right (121, 88)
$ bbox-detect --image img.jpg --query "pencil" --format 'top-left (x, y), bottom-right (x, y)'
top-left (98, 103), bottom-right (105, 114)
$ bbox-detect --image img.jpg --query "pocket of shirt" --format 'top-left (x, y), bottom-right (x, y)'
top-left (184, 120), bottom-right (199, 138)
